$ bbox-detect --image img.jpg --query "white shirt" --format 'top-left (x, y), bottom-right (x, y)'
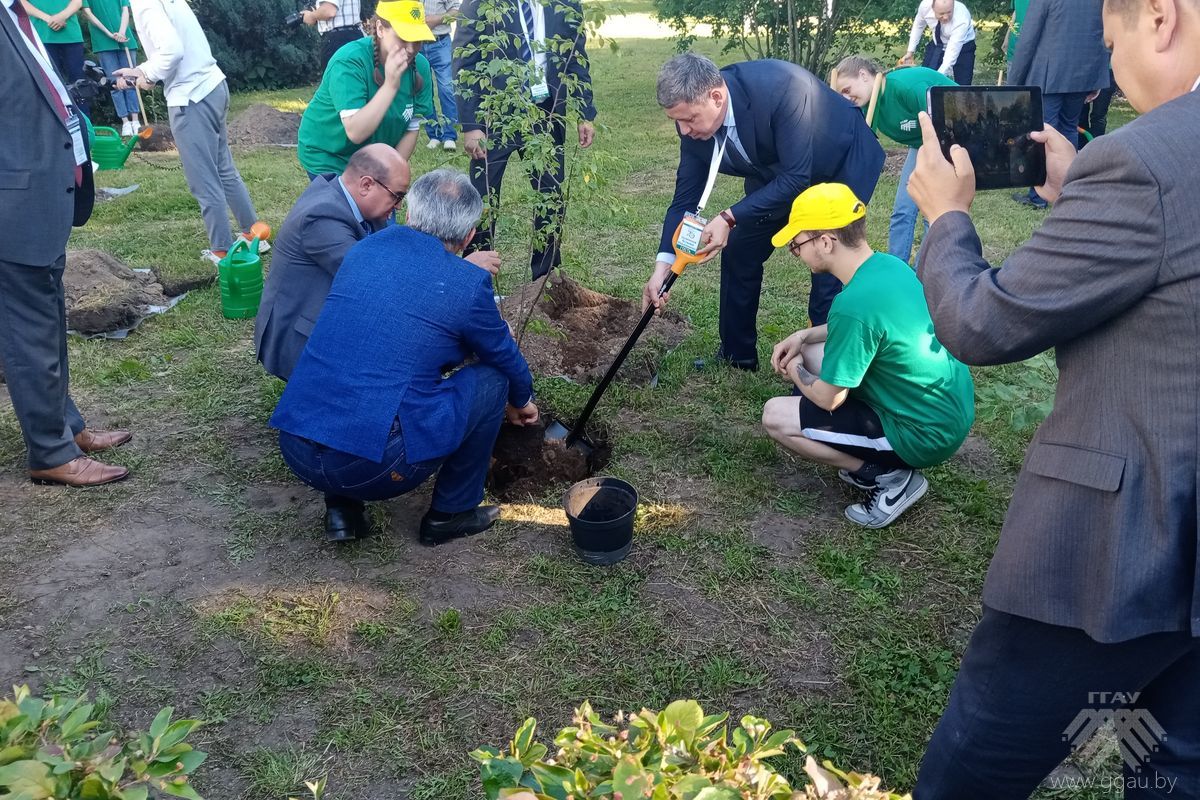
top-left (316, 0), bottom-right (361, 34)
top-left (907, 0), bottom-right (976, 78)
top-left (3, 0), bottom-right (74, 111)
top-left (1193, 75), bottom-right (1200, 92)
top-left (517, 0), bottom-right (547, 76)
top-left (130, 0), bottom-right (225, 107)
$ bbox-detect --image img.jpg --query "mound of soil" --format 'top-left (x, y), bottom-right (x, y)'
top-left (883, 148), bottom-right (909, 178)
top-left (228, 103), bottom-right (302, 148)
top-left (65, 249), bottom-right (172, 335)
top-left (138, 123), bottom-right (175, 152)
top-left (488, 416), bottom-right (612, 501)
top-left (501, 272), bottom-right (690, 385)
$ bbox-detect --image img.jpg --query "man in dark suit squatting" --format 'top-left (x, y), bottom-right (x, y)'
top-left (907, 0), bottom-right (1200, 793)
top-left (1, 0), bottom-right (132, 487)
top-left (643, 53), bottom-right (884, 371)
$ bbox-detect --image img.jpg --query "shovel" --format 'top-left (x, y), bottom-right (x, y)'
top-left (545, 222), bottom-right (707, 454)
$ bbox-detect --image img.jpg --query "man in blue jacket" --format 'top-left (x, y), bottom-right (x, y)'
top-left (643, 53), bottom-right (884, 371)
top-left (269, 168), bottom-right (539, 543)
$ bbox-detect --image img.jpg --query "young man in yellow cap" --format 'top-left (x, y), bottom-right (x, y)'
top-left (762, 183), bottom-right (974, 528)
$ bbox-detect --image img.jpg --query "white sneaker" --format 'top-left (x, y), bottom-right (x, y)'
top-left (844, 469), bottom-right (928, 529)
top-left (234, 232), bottom-right (270, 253)
top-left (120, 120), bottom-right (133, 137)
top-left (426, 138), bottom-right (442, 150)
top-left (131, 120), bottom-right (141, 135)
top-left (443, 139), bottom-right (457, 151)
top-left (201, 249), bottom-right (225, 266)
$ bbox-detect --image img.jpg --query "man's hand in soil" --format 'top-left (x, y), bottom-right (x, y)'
top-left (506, 401), bottom-right (539, 426)
top-left (465, 249), bottom-right (500, 275)
top-left (642, 259), bottom-right (674, 314)
top-left (464, 130), bottom-right (488, 160)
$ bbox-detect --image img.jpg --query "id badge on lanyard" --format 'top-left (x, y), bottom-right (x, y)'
top-left (517, 2), bottom-right (550, 102)
top-left (677, 133), bottom-right (729, 255)
top-left (66, 112), bottom-right (88, 166)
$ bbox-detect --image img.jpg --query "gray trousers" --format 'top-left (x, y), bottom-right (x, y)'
top-left (0, 258), bottom-right (86, 470)
top-left (169, 81), bottom-right (258, 251)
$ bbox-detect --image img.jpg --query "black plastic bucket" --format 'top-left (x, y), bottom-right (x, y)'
top-left (563, 477), bottom-right (638, 565)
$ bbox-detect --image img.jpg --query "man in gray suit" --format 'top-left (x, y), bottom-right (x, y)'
top-left (1009, 0), bottom-right (1110, 207)
top-left (1, 0), bottom-right (131, 487)
top-left (907, 0), bottom-right (1200, 795)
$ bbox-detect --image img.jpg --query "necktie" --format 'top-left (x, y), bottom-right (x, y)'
top-left (519, 1), bottom-right (535, 62)
top-left (13, 2), bottom-right (82, 185)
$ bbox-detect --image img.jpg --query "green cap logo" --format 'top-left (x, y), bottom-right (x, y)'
top-left (410, 7), bottom-right (420, 18)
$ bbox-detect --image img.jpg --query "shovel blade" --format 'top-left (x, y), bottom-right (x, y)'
top-left (544, 418), bottom-right (571, 442)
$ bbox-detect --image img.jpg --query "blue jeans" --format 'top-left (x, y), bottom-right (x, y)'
top-left (278, 364), bottom-right (509, 512)
top-left (98, 49), bottom-right (139, 119)
top-left (887, 148), bottom-right (928, 264)
top-left (422, 34), bottom-right (458, 142)
top-left (915, 607), bottom-right (1200, 800)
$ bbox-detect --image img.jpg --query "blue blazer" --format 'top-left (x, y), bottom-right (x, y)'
top-left (255, 174), bottom-right (374, 381)
top-left (659, 59), bottom-right (884, 254)
top-left (269, 226), bottom-right (533, 464)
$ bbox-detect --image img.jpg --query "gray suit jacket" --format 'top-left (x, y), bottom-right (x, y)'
top-left (0, 4), bottom-right (94, 266)
top-left (1008, 0), bottom-right (1109, 95)
top-left (254, 175), bottom-right (373, 381)
top-left (918, 90), bottom-right (1200, 643)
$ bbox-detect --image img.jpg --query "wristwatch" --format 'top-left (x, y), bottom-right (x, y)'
top-left (719, 209), bottom-right (737, 228)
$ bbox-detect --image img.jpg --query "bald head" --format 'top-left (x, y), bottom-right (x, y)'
top-left (343, 144), bottom-right (411, 223)
top-left (932, 0), bottom-right (954, 20)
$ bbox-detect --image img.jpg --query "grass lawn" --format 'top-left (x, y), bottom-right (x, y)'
top-left (0, 33), bottom-right (1133, 800)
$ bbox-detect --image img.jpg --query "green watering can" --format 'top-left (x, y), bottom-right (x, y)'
top-left (218, 238), bottom-right (264, 319)
top-left (91, 125), bottom-right (152, 171)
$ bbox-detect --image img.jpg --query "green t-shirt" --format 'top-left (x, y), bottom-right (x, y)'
top-left (1007, 0), bottom-right (1030, 62)
top-left (298, 37), bottom-right (435, 175)
top-left (82, 0), bottom-right (138, 52)
top-left (28, 0), bottom-right (83, 44)
top-left (819, 253), bottom-right (975, 468)
top-left (872, 67), bottom-right (956, 148)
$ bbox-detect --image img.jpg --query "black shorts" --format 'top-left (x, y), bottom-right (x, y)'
top-left (798, 396), bottom-right (912, 470)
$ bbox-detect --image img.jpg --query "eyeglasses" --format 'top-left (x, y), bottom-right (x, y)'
top-left (371, 176), bottom-right (407, 207)
top-left (788, 233), bottom-right (837, 256)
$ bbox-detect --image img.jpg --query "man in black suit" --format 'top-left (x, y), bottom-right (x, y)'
top-left (452, 0), bottom-right (596, 279)
top-left (0, 0), bottom-right (131, 487)
top-left (644, 53), bottom-right (884, 370)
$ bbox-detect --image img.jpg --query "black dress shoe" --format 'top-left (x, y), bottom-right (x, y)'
top-left (715, 348), bottom-right (759, 372)
top-left (418, 505), bottom-right (501, 546)
top-left (324, 500), bottom-right (370, 542)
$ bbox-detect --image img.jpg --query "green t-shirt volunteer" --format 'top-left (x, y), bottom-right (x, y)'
top-left (298, 36), bottom-right (434, 175)
top-left (1007, 0), bottom-right (1030, 62)
top-left (819, 253), bottom-right (975, 468)
top-left (82, 0), bottom-right (138, 52)
top-left (871, 66), bottom-right (956, 148)
top-left (28, 0), bottom-right (83, 44)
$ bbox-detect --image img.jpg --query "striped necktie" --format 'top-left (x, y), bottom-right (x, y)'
top-left (519, 0), bottom-right (536, 62)
top-left (12, 1), bottom-right (82, 185)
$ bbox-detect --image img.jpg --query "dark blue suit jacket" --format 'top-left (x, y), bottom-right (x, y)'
top-left (255, 174), bottom-right (373, 381)
top-left (269, 226), bottom-right (533, 464)
top-left (659, 59), bottom-right (884, 253)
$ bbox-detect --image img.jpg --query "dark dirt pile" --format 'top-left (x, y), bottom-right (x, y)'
top-left (501, 272), bottom-right (690, 385)
top-left (488, 416), bottom-right (611, 501)
top-left (228, 104), bottom-right (302, 148)
top-left (64, 249), bottom-right (172, 335)
top-left (137, 123), bottom-right (174, 152)
top-left (883, 148), bottom-right (909, 177)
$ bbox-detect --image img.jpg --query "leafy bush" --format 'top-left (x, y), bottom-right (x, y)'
top-left (0, 685), bottom-right (206, 800)
top-left (472, 700), bottom-right (909, 799)
top-left (191, 0), bottom-right (321, 91)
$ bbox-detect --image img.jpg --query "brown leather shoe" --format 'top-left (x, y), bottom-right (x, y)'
top-left (74, 428), bottom-right (132, 453)
top-left (30, 456), bottom-right (130, 487)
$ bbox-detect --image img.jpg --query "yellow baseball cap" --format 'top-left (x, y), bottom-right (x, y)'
top-left (771, 183), bottom-right (867, 248)
top-left (375, 0), bottom-right (435, 42)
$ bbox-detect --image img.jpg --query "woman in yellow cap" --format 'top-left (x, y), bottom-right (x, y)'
top-left (298, 0), bottom-right (435, 178)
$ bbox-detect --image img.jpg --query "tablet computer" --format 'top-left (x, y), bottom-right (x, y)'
top-left (927, 85), bottom-right (1047, 191)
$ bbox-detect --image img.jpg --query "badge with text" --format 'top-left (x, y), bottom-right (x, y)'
top-left (66, 112), bottom-right (88, 166)
top-left (530, 80), bottom-right (550, 102)
top-left (676, 213), bottom-right (707, 256)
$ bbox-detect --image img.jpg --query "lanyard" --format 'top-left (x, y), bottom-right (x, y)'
top-left (516, 2), bottom-right (540, 59)
top-left (697, 130), bottom-right (729, 212)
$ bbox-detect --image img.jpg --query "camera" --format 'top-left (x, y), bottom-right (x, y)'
top-left (67, 60), bottom-right (112, 108)
top-left (285, 11), bottom-right (304, 27)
